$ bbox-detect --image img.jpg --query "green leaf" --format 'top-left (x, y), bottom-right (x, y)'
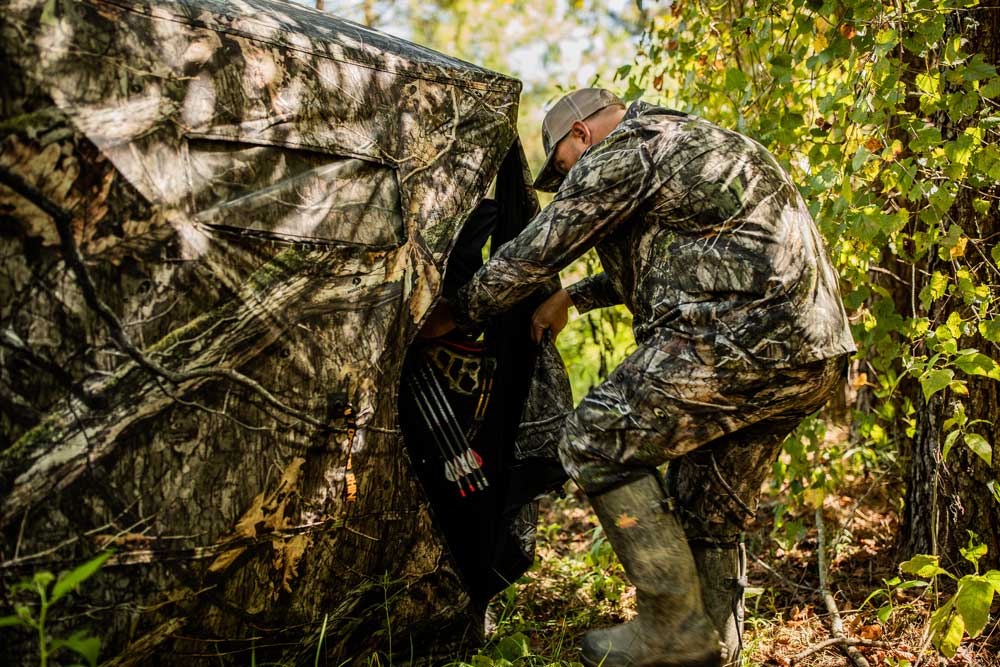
top-left (955, 577), bottom-right (994, 638)
top-left (946, 311), bottom-right (964, 338)
top-left (494, 633), bottom-right (530, 661)
top-left (943, 429), bottom-right (960, 461)
top-left (953, 352), bottom-right (1000, 379)
top-left (989, 480), bottom-right (1000, 507)
top-left (961, 537), bottom-right (988, 568)
top-left (921, 368), bottom-right (954, 401)
top-left (946, 91), bottom-right (979, 121)
top-left (843, 285), bottom-right (870, 311)
top-left (921, 271), bottom-right (949, 309)
top-left (964, 433), bottom-right (992, 466)
top-left (897, 579), bottom-right (930, 590)
top-left (964, 54), bottom-right (997, 81)
top-left (725, 67), bottom-right (749, 91)
top-left (33, 571), bottom-right (55, 588)
top-left (877, 603), bottom-right (893, 622)
top-left (851, 146), bottom-right (873, 171)
top-left (622, 77), bottom-right (644, 102)
top-left (0, 615), bottom-right (26, 628)
top-left (979, 320), bottom-right (1000, 343)
top-left (770, 53), bottom-right (793, 82)
top-left (916, 72), bottom-right (940, 95)
top-left (935, 610), bottom-right (965, 658)
top-left (861, 588), bottom-right (887, 608)
top-left (315, 612), bottom-right (328, 667)
top-left (900, 554), bottom-right (949, 578)
top-left (910, 125), bottom-right (943, 152)
top-left (50, 551), bottom-right (112, 605)
top-left (50, 630), bottom-right (101, 667)
top-left (977, 146), bottom-right (1000, 180)
top-left (985, 570), bottom-right (1000, 594)
top-left (981, 77), bottom-right (1000, 98)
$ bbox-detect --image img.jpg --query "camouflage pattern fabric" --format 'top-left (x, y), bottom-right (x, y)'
top-left (666, 411), bottom-right (817, 546)
top-left (555, 329), bottom-right (846, 496)
top-left (451, 98), bottom-right (855, 508)
top-left (0, 0), bottom-right (571, 663)
top-left (453, 101), bottom-right (855, 367)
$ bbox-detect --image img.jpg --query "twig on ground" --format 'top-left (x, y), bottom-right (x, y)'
top-left (816, 507), bottom-right (871, 667)
top-left (911, 615), bottom-right (936, 667)
top-left (793, 637), bottom-right (893, 663)
top-left (746, 548), bottom-right (815, 592)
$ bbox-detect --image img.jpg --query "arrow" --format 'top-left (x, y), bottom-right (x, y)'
top-left (418, 364), bottom-right (489, 491)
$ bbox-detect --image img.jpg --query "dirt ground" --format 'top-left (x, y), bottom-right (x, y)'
top-left (493, 470), bottom-right (1000, 667)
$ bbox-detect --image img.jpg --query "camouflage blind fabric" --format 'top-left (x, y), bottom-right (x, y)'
top-left (0, 0), bottom-right (570, 663)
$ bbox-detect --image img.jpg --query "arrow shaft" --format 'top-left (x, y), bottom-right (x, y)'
top-left (419, 364), bottom-right (489, 491)
top-left (407, 373), bottom-right (466, 496)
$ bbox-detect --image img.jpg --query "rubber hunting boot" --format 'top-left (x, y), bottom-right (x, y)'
top-left (580, 474), bottom-right (722, 667)
top-left (691, 541), bottom-right (746, 667)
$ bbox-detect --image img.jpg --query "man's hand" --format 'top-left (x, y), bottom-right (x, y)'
top-left (531, 289), bottom-right (572, 344)
top-left (418, 301), bottom-right (457, 338)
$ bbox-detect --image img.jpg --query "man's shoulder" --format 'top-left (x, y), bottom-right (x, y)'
top-left (612, 101), bottom-right (711, 144)
top-left (621, 100), bottom-right (694, 128)
top-left (617, 104), bottom-right (752, 161)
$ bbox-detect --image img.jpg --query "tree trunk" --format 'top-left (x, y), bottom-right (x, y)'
top-left (901, 6), bottom-right (1000, 570)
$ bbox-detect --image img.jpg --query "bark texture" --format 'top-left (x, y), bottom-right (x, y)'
top-left (0, 1), bottom-right (569, 663)
top-left (901, 7), bottom-right (1000, 570)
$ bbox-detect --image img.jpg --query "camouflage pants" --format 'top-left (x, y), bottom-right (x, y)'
top-left (557, 333), bottom-right (847, 543)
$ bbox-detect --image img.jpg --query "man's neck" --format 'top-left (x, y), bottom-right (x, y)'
top-left (590, 107), bottom-right (628, 144)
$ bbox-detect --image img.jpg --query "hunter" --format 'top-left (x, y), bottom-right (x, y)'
top-left (422, 88), bottom-right (855, 667)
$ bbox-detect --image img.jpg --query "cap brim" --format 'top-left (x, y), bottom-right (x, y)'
top-left (532, 149), bottom-right (565, 193)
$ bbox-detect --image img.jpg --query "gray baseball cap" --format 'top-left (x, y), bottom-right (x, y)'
top-left (533, 88), bottom-right (624, 192)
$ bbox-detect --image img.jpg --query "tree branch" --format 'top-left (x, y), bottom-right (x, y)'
top-left (793, 637), bottom-right (892, 663)
top-left (0, 165), bottom-right (327, 430)
top-left (816, 507), bottom-right (871, 667)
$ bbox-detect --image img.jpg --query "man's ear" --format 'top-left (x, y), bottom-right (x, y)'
top-left (570, 120), bottom-right (590, 143)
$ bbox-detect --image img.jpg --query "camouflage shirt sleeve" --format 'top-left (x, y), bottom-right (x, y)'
top-left (566, 272), bottom-right (623, 313)
top-left (452, 134), bottom-right (652, 328)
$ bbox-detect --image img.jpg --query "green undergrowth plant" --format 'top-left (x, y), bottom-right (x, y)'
top-left (443, 630), bottom-right (583, 667)
top-left (442, 509), bottom-right (628, 667)
top-left (581, 524), bottom-right (628, 603)
top-left (891, 534), bottom-right (1000, 658)
top-left (860, 572), bottom-right (930, 625)
top-left (0, 550), bottom-right (112, 667)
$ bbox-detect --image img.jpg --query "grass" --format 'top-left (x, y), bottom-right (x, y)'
top-left (441, 476), bottom-right (1000, 667)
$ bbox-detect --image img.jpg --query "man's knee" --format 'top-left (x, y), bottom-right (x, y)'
top-left (556, 415), bottom-right (651, 495)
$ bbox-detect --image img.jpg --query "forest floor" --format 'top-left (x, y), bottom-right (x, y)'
top-left (470, 459), bottom-right (1000, 667)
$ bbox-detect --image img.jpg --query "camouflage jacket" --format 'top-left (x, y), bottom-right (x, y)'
top-left (453, 101), bottom-right (856, 367)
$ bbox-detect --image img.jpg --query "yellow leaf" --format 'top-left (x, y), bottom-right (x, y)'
top-left (616, 513), bottom-right (639, 529)
top-left (950, 236), bottom-right (968, 258)
top-left (802, 488), bottom-right (825, 509)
